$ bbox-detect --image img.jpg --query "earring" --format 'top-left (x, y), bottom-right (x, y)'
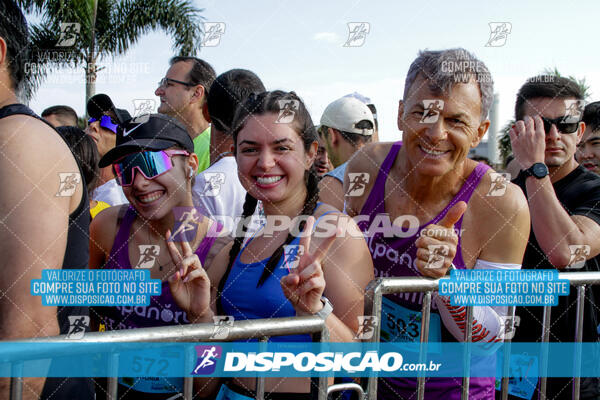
top-left (188, 168), bottom-right (194, 178)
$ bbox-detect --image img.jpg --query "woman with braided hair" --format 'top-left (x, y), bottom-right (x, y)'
top-left (168, 91), bottom-right (374, 399)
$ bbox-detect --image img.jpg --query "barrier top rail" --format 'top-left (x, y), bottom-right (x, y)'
top-left (362, 271), bottom-right (600, 400)
top-left (6, 316), bottom-right (330, 400)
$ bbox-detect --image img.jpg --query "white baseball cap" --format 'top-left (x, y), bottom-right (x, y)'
top-left (320, 97), bottom-right (374, 136)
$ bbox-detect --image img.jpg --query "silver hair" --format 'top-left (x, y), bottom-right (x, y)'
top-left (403, 48), bottom-right (494, 120)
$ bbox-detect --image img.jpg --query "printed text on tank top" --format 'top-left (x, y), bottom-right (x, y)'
top-left (359, 141), bottom-right (490, 311)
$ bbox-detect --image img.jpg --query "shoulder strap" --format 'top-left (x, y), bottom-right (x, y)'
top-left (359, 141), bottom-right (403, 216)
top-left (0, 104), bottom-right (37, 119)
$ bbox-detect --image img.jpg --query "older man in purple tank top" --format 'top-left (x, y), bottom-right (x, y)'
top-left (345, 49), bottom-right (531, 399)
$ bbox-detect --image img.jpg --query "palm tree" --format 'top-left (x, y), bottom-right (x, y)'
top-left (18, 0), bottom-right (203, 103)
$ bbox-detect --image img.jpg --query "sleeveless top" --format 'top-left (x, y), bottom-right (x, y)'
top-left (220, 203), bottom-right (336, 342)
top-left (97, 206), bottom-right (221, 330)
top-left (0, 104), bottom-right (94, 400)
top-left (358, 142), bottom-right (494, 400)
top-left (325, 161), bottom-right (348, 184)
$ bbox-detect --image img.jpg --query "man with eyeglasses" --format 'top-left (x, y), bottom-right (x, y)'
top-left (509, 75), bottom-right (600, 399)
top-left (86, 93), bottom-right (131, 206)
top-left (155, 56), bottom-right (216, 173)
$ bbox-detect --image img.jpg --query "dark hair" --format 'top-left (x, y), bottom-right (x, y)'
top-left (42, 105), bottom-right (78, 126)
top-left (56, 126), bottom-right (100, 197)
top-left (207, 69), bottom-right (266, 133)
top-left (367, 103), bottom-right (379, 132)
top-left (583, 101), bottom-right (600, 133)
top-left (322, 121), bottom-right (373, 147)
top-left (469, 155), bottom-right (491, 166)
top-left (220, 91), bottom-right (319, 294)
top-left (169, 56), bottom-right (216, 98)
top-left (515, 75), bottom-right (584, 121)
top-left (0, 1), bottom-right (30, 92)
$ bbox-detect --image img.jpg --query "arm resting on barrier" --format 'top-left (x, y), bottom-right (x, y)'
top-left (434, 260), bottom-right (521, 342)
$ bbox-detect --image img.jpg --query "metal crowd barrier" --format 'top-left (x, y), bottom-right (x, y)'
top-left (362, 271), bottom-right (600, 400)
top-left (5, 316), bottom-right (332, 400)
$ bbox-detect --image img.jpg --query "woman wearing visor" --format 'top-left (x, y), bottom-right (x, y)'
top-left (89, 114), bottom-right (226, 399)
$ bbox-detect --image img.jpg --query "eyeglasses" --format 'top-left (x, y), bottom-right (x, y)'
top-left (157, 77), bottom-right (195, 89)
top-left (88, 115), bottom-right (118, 134)
top-left (113, 149), bottom-right (190, 186)
top-left (541, 116), bottom-right (580, 134)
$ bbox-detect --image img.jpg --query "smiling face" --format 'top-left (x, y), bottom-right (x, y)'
top-left (398, 75), bottom-right (489, 177)
top-left (522, 97), bottom-right (584, 169)
top-left (235, 113), bottom-right (317, 205)
top-left (120, 149), bottom-right (196, 220)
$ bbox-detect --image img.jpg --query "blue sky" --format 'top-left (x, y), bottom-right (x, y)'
top-left (27, 0), bottom-right (600, 156)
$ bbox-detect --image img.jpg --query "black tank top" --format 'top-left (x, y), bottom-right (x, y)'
top-left (0, 104), bottom-right (94, 399)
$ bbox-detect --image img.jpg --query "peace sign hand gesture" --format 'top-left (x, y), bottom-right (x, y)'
top-left (166, 230), bottom-right (213, 323)
top-left (280, 217), bottom-right (338, 316)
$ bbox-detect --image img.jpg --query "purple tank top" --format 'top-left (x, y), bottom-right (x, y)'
top-left (359, 142), bottom-right (494, 399)
top-left (97, 206), bottom-right (221, 330)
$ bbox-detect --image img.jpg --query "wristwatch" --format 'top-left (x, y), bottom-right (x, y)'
top-left (315, 296), bottom-right (334, 319)
top-left (522, 163), bottom-right (549, 179)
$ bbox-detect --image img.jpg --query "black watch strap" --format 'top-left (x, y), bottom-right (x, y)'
top-left (522, 163), bottom-right (549, 179)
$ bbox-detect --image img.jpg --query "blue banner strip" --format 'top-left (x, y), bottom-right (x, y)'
top-left (0, 342), bottom-right (598, 378)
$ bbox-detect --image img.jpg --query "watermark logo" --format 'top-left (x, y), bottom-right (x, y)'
top-left (498, 316), bottom-right (520, 340)
top-left (563, 99), bottom-right (584, 123)
top-left (201, 22), bottom-right (226, 47)
top-left (275, 100), bottom-right (299, 124)
top-left (485, 22), bottom-right (511, 47)
top-left (202, 172), bottom-right (226, 197)
top-left (346, 172), bottom-right (370, 197)
top-left (355, 316), bottom-right (378, 340)
top-left (170, 207), bottom-right (201, 242)
top-left (420, 100), bottom-right (444, 123)
top-left (567, 245), bottom-right (590, 269)
top-left (487, 172), bottom-right (511, 197)
top-left (56, 23), bottom-right (80, 47)
top-left (343, 22), bottom-right (370, 47)
top-left (56, 172), bottom-right (81, 197)
top-left (66, 315), bottom-right (89, 339)
top-left (282, 245), bottom-right (304, 270)
top-left (132, 99), bottom-right (155, 123)
top-left (210, 316), bottom-right (234, 340)
top-left (135, 245), bottom-right (160, 269)
top-left (192, 345), bottom-right (222, 375)
top-left (425, 245), bottom-right (449, 269)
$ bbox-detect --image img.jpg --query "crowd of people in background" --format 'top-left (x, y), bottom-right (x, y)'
top-left (1, 1), bottom-right (600, 400)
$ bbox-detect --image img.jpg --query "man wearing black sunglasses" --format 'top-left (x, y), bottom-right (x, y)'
top-left (155, 56), bottom-right (216, 173)
top-left (510, 75), bottom-right (600, 399)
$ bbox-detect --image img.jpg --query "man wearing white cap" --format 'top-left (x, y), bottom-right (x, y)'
top-left (318, 96), bottom-right (374, 210)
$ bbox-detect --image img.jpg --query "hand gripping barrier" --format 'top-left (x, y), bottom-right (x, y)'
top-left (5, 316), bottom-right (334, 400)
top-left (361, 271), bottom-right (600, 400)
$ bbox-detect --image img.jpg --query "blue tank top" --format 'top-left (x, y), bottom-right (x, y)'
top-left (220, 204), bottom-right (336, 342)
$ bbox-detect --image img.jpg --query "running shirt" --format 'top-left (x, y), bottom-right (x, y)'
top-left (219, 204), bottom-right (336, 342)
top-left (511, 165), bottom-right (600, 399)
top-left (194, 126), bottom-right (211, 173)
top-left (325, 161), bottom-right (348, 184)
top-left (95, 206), bottom-right (222, 399)
top-left (90, 200), bottom-right (110, 219)
top-left (357, 141), bottom-right (494, 399)
top-left (0, 104), bottom-right (95, 400)
top-left (97, 206), bottom-right (221, 330)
